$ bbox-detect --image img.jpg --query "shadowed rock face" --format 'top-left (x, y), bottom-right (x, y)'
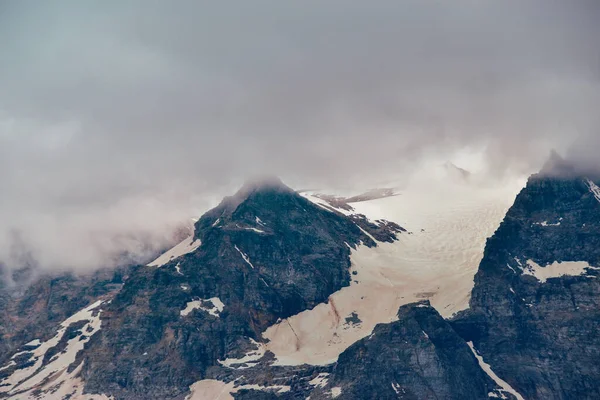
top-left (79, 180), bottom-right (396, 399)
top-left (453, 174), bottom-right (600, 400)
top-left (309, 302), bottom-right (504, 400)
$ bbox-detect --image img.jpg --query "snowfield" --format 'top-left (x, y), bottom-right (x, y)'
top-left (261, 172), bottom-right (525, 365)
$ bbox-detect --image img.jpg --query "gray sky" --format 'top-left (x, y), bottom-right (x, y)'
top-left (1, 1), bottom-right (599, 272)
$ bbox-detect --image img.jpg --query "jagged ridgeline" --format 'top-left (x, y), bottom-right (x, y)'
top-left (0, 178), bottom-right (401, 399)
top-left (80, 178), bottom-right (401, 399)
top-left (3, 169), bottom-right (600, 400)
top-left (453, 170), bottom-right (600, 399)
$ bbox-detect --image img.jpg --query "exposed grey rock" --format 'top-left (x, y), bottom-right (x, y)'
top-left (308, 301), bottom-right (508, 400)
top-left (78, 179), bottom-right (400, 399)
top-left (453, 173), bottom-right (600, 400)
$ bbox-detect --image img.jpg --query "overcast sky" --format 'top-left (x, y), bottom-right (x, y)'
top-left (1, 1), bottom-right (599, 272)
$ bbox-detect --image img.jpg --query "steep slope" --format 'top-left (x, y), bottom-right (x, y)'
top-left (259, 175), bottom-right (521, 366)
top-left (1, 173), bottom-right (529, 400)
top-left (453, 173), bottom-right (600, 399)
top-left (315, 301), bottom-right (512, 400)
top-left (72, 179), bottom-right (396, 399)
top-left (186, 302), bottom-right (519, 400)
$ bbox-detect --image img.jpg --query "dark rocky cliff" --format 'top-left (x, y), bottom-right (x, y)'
top-left (79, 179), bottom-right (399, 399)
top-left (313, 301), bottom-right (510, 400)
top-left (453, 173), bottom-right (600, 400)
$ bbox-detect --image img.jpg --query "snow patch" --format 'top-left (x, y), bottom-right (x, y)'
top-left (330, 387), bottom-right (342, 398)
top-left (468, 342), bottom-right (524, 400)
top-left (218, 339), bottom-right (266, 369)
top-left (24, 339), bottom-right (41, 347)
top-left (181, 297), bottom-right (224, 317)
top-left (308, 373), bottom-right (329, 388)
top-left (533, 221), bottom-right (561, 227)
top-left (147, 235), bottom-right (201, 267)
top-left (391, 382), bottom-right (405, 395)
top-left (522, 259), bottom-right (598, 283)
top-left (175, 262), bottom-right (183, 275)
top-left (186, 379), bottom-right (290, 400)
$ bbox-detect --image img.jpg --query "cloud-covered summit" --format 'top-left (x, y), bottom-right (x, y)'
top-left (1, 1), bottom-right (598, 272)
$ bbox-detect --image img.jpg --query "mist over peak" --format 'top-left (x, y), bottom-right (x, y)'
top-left (538, 148), bottom-right (600, 180)
top-left (1, 1), bottom-right (598, 273)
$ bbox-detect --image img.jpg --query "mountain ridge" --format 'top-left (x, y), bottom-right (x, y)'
top-left (2, 172), bottom-right (600, 399)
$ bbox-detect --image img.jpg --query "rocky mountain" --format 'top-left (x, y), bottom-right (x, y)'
top-left (452, 170), bottom-right (600, 400)
top-left (2, 169), bottom-right (600, 399)
top-left (0, 178), bottom-right (401, 399)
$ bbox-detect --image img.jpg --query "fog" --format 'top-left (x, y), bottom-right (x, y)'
top-left (1, 1), bottom-right (598, 272)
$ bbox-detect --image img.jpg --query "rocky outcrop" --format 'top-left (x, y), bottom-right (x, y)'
top-left (308, 301), bottom-right (508, 400)
top-left (78, 179), bottom-right (399, 399)
top-left (453, 173), bottom-right (600, 399)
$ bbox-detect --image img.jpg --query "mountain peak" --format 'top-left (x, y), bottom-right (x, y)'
top-left (237, 175), bottom-right (291, 196)
top-left (538, 150), bottom-right (577, 178)
top-left (442, 161), bottom-right (471, 180)
top-left (210, 176), bottom-right (293, 218)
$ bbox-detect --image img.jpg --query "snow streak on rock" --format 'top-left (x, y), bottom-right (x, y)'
top-left (234, 245), bottom-right (255, 269)
top-left (147, 235), bottom-right (201, 267)
top-left (468, 342), bottom-right (524, 400)
top-left (586, 179), bottom-right (600, 204)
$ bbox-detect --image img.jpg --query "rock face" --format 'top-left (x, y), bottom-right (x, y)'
top-left (77, 179), bottom-right (398, 399)
top-left (313, 301), bottom-right (507, 400)
top-left (453, 173), bottom-right (600, 400)
top-left (0, 267), bottom-right (125, 370)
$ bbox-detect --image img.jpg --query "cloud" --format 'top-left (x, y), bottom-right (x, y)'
top-left (0, 0), bottom-right (598, 271)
